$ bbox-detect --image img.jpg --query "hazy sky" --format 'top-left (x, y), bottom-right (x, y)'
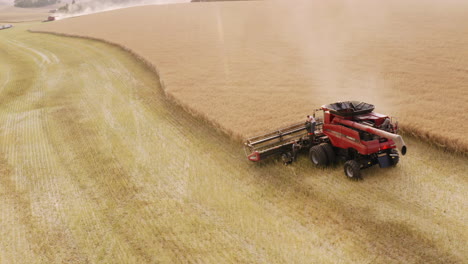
top-left (0, 0), bottom-right (189, 6)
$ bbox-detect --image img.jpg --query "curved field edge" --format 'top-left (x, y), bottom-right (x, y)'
top-left (28, 29), bottom-right (468, 156)
top-left (28, 30), bottom-right (237, 135)
top-left (0, 25), bottom-right (465, 263)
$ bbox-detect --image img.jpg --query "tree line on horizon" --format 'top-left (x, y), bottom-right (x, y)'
top-left (14, 0), bottom-right (59, 8)
top-left (12, 0), bottom-right (244, 9)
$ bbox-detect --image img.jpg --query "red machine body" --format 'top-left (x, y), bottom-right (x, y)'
top-left (43, 16), bottom-right (56, 22)
top-left (244, 101), bottom-right (406, 179)
top-left (323, 111), bottom-right (400, 155)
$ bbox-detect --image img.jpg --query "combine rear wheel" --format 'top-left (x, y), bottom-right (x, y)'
top-left (309, 145), bottom-right (328, 166)
top-left (320, 143), bottom-right (336, 164)
top-left (344, 160), bottom-right (361, 179)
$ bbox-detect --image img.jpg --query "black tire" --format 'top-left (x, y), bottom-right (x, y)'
top-left (344, 160), bottom-right (361, 179)
top-left (309, 145), bottom-right (328, 166)
top-left (390, 149), bottom-right (399, 166)
top-left (320, 143), bottom-right (336, 164)
top-left (281, 152), bottom-right (293, 165)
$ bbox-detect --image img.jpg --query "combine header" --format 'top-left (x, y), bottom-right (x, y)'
top-left (244, 101), bottom-right (407, 179)
top-left (245, 121), bottom-right (318, 162)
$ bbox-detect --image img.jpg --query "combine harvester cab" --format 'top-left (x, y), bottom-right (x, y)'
top-left (244, 101), bottom-right (406, 179)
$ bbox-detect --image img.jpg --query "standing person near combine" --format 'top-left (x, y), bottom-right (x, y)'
top-left (306, 115), bottom-right (316, 140)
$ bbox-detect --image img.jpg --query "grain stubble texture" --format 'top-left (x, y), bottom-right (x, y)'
top-left (0, 23), bottom-right (466, 263)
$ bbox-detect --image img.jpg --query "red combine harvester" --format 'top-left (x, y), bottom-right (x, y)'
top-left (244, 101), bottom-right (407, 179)
top-left (43, 16), bottom-right (56, 22)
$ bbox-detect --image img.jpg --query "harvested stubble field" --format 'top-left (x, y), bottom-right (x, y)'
top-left (33, 0), bottom-right (468, 154)
top-left (0, 22), bottom-right (467, 263)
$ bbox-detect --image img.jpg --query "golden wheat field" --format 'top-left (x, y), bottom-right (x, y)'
top-left (0, 5), bottom-right (51, 23)
top-left (0, 18), bottom-right (466, 263)
top-left (32, 0), bottom-right (468, 154)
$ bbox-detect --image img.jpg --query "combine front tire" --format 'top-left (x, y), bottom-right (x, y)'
top-left (344, 160), bottom-right (361, 179)
top-left (281, 152), bottom-right (293, 165)
top-left (320, 143), bottom-right (336, 164)
top-left (309, 145), bottom-right (328, 166)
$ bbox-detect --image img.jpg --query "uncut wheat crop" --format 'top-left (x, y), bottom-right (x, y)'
top-left (34, 0), bottom-right (468, 153)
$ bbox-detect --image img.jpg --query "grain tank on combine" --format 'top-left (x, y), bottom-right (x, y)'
top-left (244, 101), bottom-right (406, 179)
